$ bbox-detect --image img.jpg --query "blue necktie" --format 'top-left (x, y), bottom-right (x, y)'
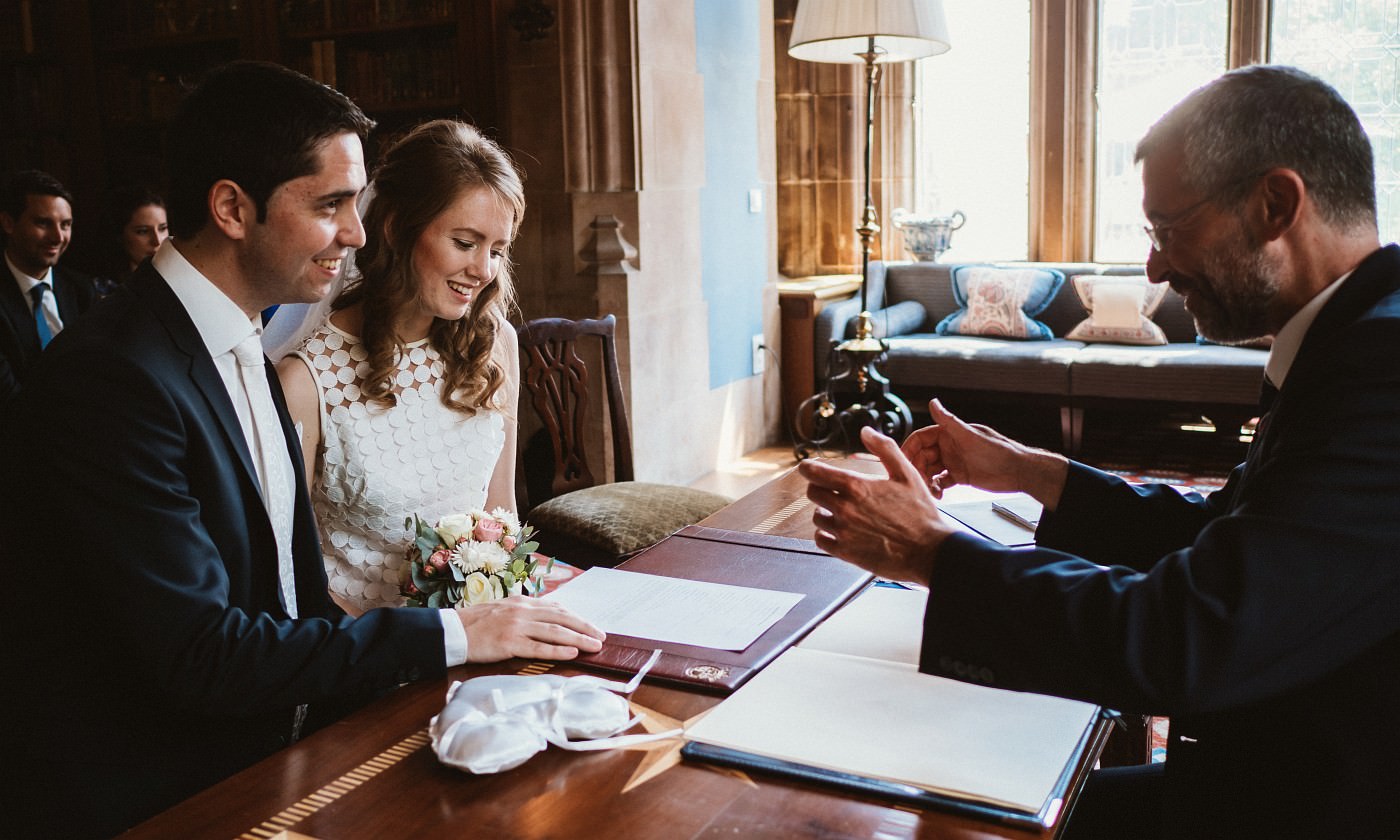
top-left (30, 283), bottom-right (54, 349)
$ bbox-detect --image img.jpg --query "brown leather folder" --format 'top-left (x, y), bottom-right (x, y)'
top-left (571, 524), bottom-right (872, 694)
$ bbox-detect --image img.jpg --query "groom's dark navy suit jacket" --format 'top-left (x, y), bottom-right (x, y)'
top-left (0, 263), bottom-right (448, 839)
top-left (917, 245), bottom-right (1400, 838)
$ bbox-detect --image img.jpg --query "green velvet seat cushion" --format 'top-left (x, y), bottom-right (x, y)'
top-left (529, 481), bottom-right (732, 557)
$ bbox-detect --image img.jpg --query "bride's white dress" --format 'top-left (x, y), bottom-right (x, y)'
top-left (292, 321), bottom-right (505, 613)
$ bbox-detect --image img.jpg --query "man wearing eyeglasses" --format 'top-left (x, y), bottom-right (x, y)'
top-left (801, 65), bottom-right (1398, 839)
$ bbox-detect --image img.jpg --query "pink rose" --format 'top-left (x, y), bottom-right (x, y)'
top-left (430, 549), bottom-right (451, 570)
top-left (501, 535), bottom-right (517, 551)
top-left (473, 517), bottom-right (505, 544)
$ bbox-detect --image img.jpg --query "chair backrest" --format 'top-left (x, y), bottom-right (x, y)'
top-left (517, 314), bottom-right (634, 501)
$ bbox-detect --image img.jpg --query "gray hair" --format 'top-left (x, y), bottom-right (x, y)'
top-left (1135, 64), bottom-right (1376, 233)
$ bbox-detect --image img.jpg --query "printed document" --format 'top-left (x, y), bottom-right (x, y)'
top-left (543, 567), bottom-right (804, 651)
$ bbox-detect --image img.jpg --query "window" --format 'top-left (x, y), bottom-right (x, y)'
top-left (1270, 0), bottom-right (1400, 244)
top-left (1093, 0), bottom-right (1228, 262)
top-left (911, 0), bottom-right (1032, 261)
top-left (909, 0), bottom-right (1398, 262)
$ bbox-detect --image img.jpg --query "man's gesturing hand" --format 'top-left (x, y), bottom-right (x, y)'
top-left (798, 426), bottom-right (952, 587)
top-left (902, 399), bottom-right (1069, 509)
top-left (454, 597), bottom-right (606, 663)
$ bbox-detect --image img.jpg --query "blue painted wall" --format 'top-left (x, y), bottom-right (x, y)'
top-left (695, 1), bottom-right (767, 389)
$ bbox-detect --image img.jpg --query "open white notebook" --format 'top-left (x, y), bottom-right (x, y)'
top-left (683, 585), bottom-right (1101, 827)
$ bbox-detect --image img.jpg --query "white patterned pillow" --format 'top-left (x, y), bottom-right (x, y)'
top-left (1066, 275), bottom-right (1167, 345)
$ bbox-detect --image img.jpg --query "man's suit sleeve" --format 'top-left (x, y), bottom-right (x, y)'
top-left (7, 332), bottom-right (447, 716)
top-left (1034, 460), bottom-right (1233, 570)
top-left (920, 317), bottom-right (1400, 717)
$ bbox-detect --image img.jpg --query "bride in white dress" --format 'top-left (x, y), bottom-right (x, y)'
top-left (273, 119), bottom-right (523, 616)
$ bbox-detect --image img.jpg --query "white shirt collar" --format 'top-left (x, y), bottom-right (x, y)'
top-left (154, 239), bottom-right (261, 358)
top-left (6, 253), bottom-right (52, 291)
top-left (1265, 269), bottom-right (1352, 388)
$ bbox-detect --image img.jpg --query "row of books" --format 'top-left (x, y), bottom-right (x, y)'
top-left (280, 0), bottom-right (456, 33)
top-left (98, 0), bottom-right (245, 43)
top-left (308, 39), bottom-right (458, 107)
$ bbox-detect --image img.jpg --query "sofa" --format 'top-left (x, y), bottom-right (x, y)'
top-left (812, 261), bottom-right (1269, 454)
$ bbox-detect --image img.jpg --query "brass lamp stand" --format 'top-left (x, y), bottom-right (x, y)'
top-left (795, 39), bottom-right (912, 453)
top-left (785, 0), bottom-right (949, 454)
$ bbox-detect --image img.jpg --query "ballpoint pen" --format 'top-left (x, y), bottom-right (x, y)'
top-left (991, 502), bottom-right (1038, 531)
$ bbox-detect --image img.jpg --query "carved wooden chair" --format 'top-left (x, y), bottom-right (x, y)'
top-left (517, 314), bottom-right (730, 569)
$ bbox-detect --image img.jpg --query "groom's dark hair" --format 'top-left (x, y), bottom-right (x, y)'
top-left (165, 60), bottom-right (374, 240)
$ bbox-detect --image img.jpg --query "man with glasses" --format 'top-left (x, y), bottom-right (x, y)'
top-left (800, 65), bottom-right (1398, 838)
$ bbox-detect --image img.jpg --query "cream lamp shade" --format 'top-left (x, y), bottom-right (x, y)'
top-left (788, 0), bottom-right (951, 64)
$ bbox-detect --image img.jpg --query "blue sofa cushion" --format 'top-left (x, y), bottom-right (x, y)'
top-left (935, 266), bottom-right (1065, 340)
top-left (846, 300), bottom-right (928, 339)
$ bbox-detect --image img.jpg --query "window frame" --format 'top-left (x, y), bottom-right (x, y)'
top-left (1030, 0), bottom-right (1270, 262)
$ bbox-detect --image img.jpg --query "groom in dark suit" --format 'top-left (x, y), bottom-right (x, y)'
top-left (801, 66), bottom-right (1400, 839)
top-left (0, 62), bottom-right (602, 840)
top-left (0, 169), bottom-right (98, 412)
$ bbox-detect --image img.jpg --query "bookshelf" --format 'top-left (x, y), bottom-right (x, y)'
top-left (0, 0), bottom-right (105, 224)
top-left (276, 0), bottom-right (499, 158)
top-left (0, 0), bottom-right (501, 262)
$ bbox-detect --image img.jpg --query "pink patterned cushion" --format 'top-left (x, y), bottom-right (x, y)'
top-left (935, 266), bottom-right (1065, 340)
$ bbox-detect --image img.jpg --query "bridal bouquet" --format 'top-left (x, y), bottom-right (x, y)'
top-left (400, 509), bottom-right (549, 608)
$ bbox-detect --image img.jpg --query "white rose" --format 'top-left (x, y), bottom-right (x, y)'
top-left (461, 572), bottom-right (492, 606)
top-left (489, 576), bottom-right (506, 600)
top-left (436, 513), bottom-right (475, 544)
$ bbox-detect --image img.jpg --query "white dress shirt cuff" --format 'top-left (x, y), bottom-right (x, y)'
top-left (440, 608), bottom-right (468, 666)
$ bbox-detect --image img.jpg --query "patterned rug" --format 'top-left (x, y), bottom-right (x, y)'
top-left (1100, 467), bottom-right (1230, 496)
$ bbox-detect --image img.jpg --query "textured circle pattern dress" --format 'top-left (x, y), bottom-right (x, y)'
top-left (293, 322), bottom-right (505, 613)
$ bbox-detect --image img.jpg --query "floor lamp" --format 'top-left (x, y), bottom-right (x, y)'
top-left (788, 0), bottom-right (950, 453)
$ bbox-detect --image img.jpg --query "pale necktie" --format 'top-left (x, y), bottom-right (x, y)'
top-left (233, 334), bottom-right (298, 619)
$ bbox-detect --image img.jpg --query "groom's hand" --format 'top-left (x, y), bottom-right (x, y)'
top-left (455, 597), bottom-right (606, 662)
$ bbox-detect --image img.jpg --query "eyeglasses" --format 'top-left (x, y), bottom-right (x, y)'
top-left (1142, 170), bottom-right (1268, 252)
top-left (1142, 195), bottom-right (1214, 252)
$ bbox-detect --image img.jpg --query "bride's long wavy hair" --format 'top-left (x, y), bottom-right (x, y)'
top-left (334, 119), bottom-right (525, 413)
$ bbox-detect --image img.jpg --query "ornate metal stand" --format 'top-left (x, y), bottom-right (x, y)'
top-left (793, 39), bottom-right (913, 456)
top-left (795, 311), bottom-right (912, 455)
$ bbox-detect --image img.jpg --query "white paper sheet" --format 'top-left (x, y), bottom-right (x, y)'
top-left (798, 584), bottom-right (927, 666)
top-left (941, 491), bottom-right (1042, 547)
top-left (542, 567), bottom-right (804, 651)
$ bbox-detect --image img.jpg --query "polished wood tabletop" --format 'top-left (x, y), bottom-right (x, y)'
top-left (122, 457), bottom-right (1107, 840)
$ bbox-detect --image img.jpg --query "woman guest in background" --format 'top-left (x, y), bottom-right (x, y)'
top-left (95, 186), bottom-right (169, 295)
top-left (273, 119), bottom-right (523, 615)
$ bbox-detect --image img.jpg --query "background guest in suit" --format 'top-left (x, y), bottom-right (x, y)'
top-left (0, 61), bottom-right (603, 840)
top-left (800, 65), bottom-right (1400, 839)
top-left (0, 168), bottom-right (97, 411)
top-left (93, 184), bottom-right (169, 295)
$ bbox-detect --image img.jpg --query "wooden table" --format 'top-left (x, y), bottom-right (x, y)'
top-left (122, 461), bottom-right (1108, 840)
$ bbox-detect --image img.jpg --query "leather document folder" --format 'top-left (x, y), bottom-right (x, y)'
top-left (570, 524), bottom-right (872, 693)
